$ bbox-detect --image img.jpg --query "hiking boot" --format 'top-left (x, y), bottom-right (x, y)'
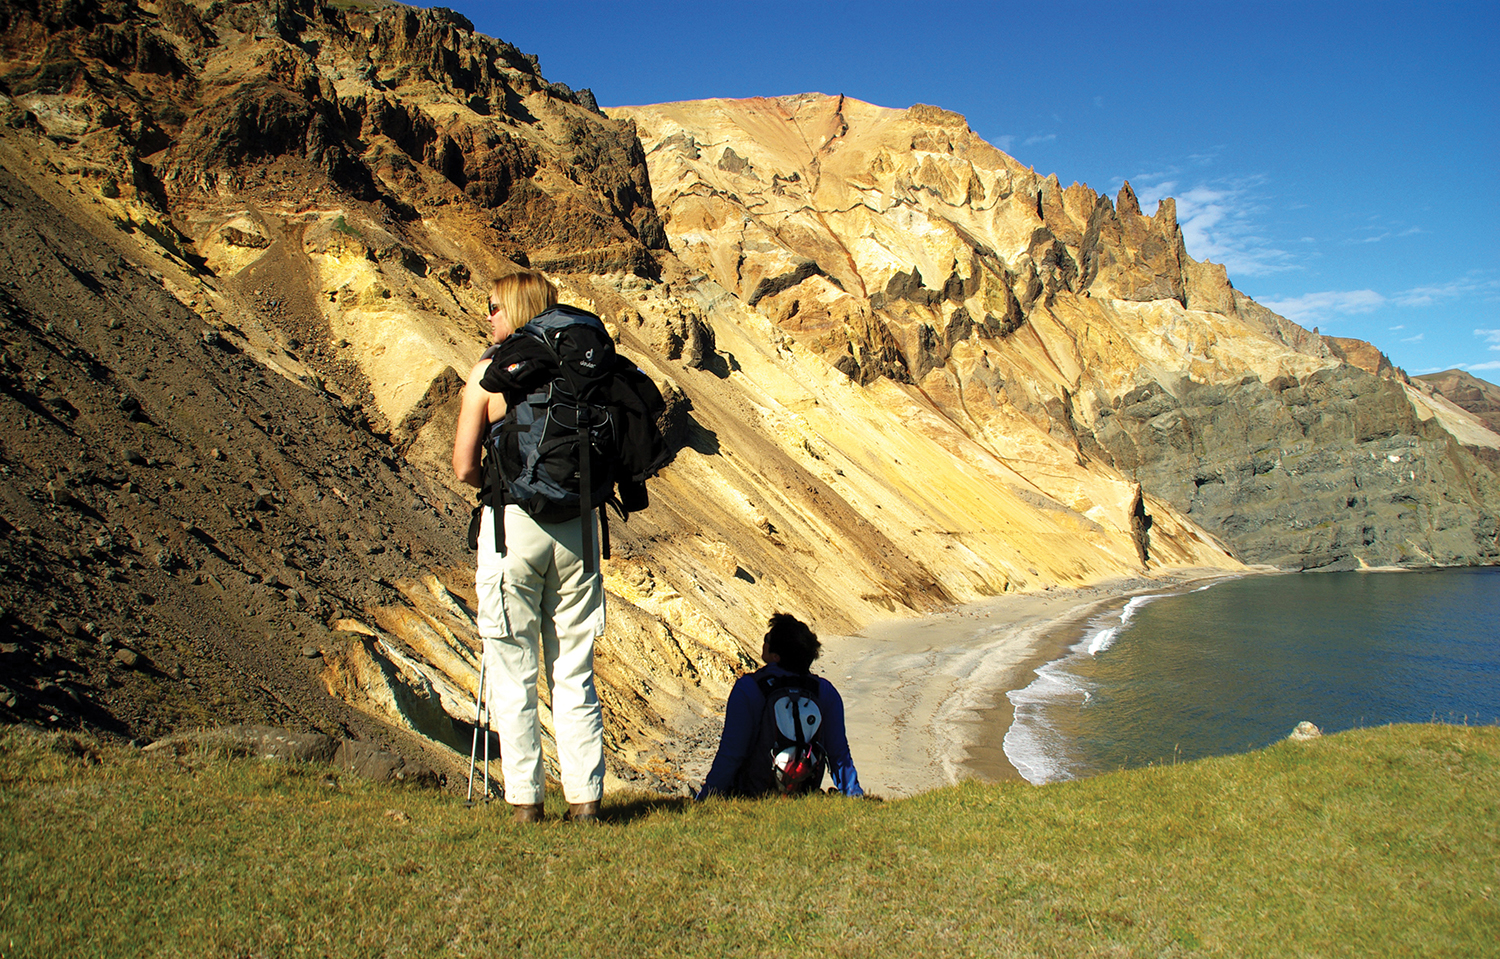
top-left (565, 800), bottom-right (600, 823)
top-left (511, 803), bottom-right (544, 824)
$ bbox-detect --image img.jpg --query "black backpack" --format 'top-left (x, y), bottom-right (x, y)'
top-left (470, 305), bottom-right (668, 572)
top-left (734, 673), bottom-right (828, 796)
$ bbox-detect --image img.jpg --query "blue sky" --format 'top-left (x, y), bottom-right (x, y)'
top-left (438, 1), bottom-right (1498, 378)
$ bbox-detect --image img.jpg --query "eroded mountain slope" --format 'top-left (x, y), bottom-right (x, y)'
top-left (614, 93), bottom-right (1500, 571)
top-left (0, 0), bottom-right (1487, 787)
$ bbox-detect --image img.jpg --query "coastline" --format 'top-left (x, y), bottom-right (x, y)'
top-left (820, 567), bottom-right (1247, 798)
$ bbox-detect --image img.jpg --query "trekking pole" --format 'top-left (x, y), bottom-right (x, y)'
top-left (467, 645), bottom-right (487, 805)
top-left (482, 648), bottom-right (491, 800)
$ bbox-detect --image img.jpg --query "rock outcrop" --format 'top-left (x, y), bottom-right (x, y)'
top-left (614, 94), bottom-right (1500, 572)
top-left (1415, 369), bottom-right (1500, 437)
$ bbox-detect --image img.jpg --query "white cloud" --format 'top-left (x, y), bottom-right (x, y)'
top-left (1464, 360), bottom-right (1500, 371)
top-left (1398, 276), bottom-right (1500, 308)
top-left (1347, 222), bottom-right (1425, 245)
top-left (1024, 133), bottom-right (1056, 147)
top-left (1259, 290), bottom-right (1386, 324)
top-left (1251, 277), bottom-right (1499, 334)
top-left (993, 135), bottom-right (1015, 152)
top-left (1130, 171), bottom-right (1179, 187)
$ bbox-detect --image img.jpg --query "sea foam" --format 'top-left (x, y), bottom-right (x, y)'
top-left (1087, 594), bottom-right (1164, 655)
top-left (1004, 592), bottom-right (1172, 784)
top-left (1003, 659), bottom-right (1092, 783)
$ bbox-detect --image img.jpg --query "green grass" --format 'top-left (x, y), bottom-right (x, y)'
top-left (1, 724), bottom-right (1495, 958)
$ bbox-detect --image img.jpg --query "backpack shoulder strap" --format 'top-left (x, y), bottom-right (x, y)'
top-left (755, 673), bottom-right (789, 696)
top-left (756, 671), bottom-right (818, 693)
top-left (471, 342), bottom-right (513, 556)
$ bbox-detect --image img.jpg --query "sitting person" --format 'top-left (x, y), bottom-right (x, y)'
top-left (697, 613), bottom-right (864, 798)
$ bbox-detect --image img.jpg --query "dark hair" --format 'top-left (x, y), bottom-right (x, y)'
top-left (764, 613), bottom-right (820, 673)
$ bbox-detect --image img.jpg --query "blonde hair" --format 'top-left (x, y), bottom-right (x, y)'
top-left (489, 270), bottom-right (558, 334)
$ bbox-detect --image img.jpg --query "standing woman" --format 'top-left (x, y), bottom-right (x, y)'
top-left (452, 269), bottom-right (606, 823)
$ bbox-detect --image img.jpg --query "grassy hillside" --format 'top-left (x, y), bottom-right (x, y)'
top-left (2, 723), bottom-right (1494, 957)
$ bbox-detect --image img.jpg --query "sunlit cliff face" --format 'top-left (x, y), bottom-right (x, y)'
top-left (614, 93), bottom-right (1500, 574)
top-left (0, 0), bottom-right (1493, 784)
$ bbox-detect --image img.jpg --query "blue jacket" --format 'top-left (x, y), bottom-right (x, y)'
top-left (698, 663), bottom-right (864, 798)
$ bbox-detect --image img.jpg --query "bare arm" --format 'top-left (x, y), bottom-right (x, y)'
top-left (452, 360), bottom-right (506, 488)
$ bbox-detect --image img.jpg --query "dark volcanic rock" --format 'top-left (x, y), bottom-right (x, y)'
top-left (1088, 367), bottom-right (1500, 569)
top-left (0, 157), bottom-right (471, 760)
top-left (0, 0), bottom-right (665, 278)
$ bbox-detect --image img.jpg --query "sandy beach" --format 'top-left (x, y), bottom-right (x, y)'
top-left (817, 568), bottom-right (1243, 798)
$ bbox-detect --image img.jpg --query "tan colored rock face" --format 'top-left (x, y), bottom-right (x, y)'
top-left (614, 93), bottom-right (1500, 573)
top-left (613, 96), bottom-right (1283, 550)
top-left (591, 266), bottom-right (1236, 621)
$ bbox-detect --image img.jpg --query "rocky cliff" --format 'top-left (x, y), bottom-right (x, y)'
top-left (614, 94), bottom-right (1500, 572)
top-left (0, 0), bottom-right (1493, 787)
top-left (1414, 369), bottom-right (1500, 439)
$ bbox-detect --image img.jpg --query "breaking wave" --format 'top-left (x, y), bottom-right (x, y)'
top-left (1003, 592), bottom-right (1172, 784)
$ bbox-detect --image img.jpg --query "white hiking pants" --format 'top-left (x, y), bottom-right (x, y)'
top-left (476, 505), bottom-right (606, 805)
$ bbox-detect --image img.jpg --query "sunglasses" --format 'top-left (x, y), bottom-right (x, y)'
top-left (487, 300), bottom-right (501, 316)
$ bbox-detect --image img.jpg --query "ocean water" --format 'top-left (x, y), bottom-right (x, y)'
top-left (1003, 567), bottom-right (1500, 784)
